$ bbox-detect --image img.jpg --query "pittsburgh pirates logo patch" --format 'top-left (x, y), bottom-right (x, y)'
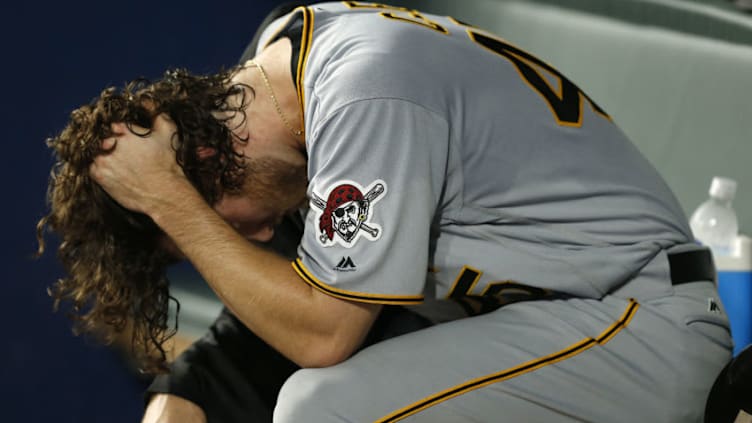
top-left (311, 179), bottom-right (386, 248)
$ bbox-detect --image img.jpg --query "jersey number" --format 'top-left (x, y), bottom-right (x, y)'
top-left (447, 266), bottom-right (558, 314)
top-left (343, 1), bottom-right (610, 126)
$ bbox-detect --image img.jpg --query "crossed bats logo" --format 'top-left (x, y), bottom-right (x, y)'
top-left (311, 180), bottom-right (386, 247)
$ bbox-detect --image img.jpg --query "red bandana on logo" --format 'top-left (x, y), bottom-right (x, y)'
top-left (319, 184), bottom-right (365, 241)
top-left (311, 179), bottom-right (386, 247)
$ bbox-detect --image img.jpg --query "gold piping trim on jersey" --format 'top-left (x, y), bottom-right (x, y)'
top-left (376, 299), bottom-right (640, 422)
top-left (258, 6), bottom-right (313, 134)
top-left (264, 6), bottom-right (313, 133)
top-left (343, 2), bottom-right (448, 34)
top-left (292, 258), bottom-right (424, 305)
top-left (343, 1), bottom-right (411, 12)
top-left (295, 6), bottom-right (313, 134)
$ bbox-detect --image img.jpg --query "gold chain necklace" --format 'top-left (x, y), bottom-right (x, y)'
top-left (247, 60), bottom-right (303, 137)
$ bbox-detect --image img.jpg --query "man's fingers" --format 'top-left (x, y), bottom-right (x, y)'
top-left (111, 121), bottom-right (147, 135)
top-left (111, 122), bottom-right (128, 134)
top-left (152, 114), bottom-right (173, 131)
top-left (111, 121), bottom-right (149, 139)
top-left (89, 160), bottom-right (102, 183)
top-left (108, 115), bottom-right (176, 146)
top-left (101, 137), bottom-right (117, 150)
top-left (90, 155), bottom-right (115, 185)
top-left (152, 114), bottom-right (180, 149)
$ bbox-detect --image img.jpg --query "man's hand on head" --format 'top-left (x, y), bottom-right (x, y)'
top-left (89, 115), bottom-right (190, 216)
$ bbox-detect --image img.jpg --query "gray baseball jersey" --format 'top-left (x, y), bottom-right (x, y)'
top-left (257, 2), bottom-right (689, 303)
top-left (253, 2), bottom-right (731, 422)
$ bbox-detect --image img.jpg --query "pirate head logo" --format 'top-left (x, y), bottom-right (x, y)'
top-left (311, 180), bottom-right (386, 247)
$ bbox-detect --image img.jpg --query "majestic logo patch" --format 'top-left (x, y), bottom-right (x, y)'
top-left (311, 179), bottom-right (386, 247)
top-left (334, 256), bottom-right (357, 272)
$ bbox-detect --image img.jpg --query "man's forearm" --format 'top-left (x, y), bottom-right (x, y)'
top-left (147, 180), bottom-right (379, 367)
top-left (142, 395), bottom-right (206, 423)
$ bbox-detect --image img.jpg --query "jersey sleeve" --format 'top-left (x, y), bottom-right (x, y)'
top-left (294, 98), bottom-right (449, 305)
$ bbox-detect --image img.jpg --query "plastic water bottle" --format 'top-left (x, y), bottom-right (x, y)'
top-left (715, 235), bottom-right (752, 356)
top-left (690, 177), bottom-right (751, 355)
top-left (689, 176), bottom-right (739, 257)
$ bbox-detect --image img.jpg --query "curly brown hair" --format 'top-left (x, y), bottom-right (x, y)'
top-left (36, 67), bottom-right (250, 373)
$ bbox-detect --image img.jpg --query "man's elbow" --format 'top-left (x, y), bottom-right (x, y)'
top-left (293, 298), bottom-right (380, 368)
top-left (295, 332), bottom-right (362, 368)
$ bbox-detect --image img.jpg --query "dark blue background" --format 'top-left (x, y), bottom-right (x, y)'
top-left (2, 1), bottom-right (287, 421)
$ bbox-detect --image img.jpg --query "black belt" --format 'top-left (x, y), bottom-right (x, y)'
top-left (668, 249), bottom-right (716, 285)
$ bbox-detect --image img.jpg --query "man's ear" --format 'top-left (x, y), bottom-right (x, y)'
top-left (196, 146), bottom-right (217, 160)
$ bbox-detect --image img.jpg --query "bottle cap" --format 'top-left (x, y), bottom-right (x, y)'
top-left (709, 176), bottom-right (737, 201)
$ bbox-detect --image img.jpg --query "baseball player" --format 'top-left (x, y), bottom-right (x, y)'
top-left (73, 1), bottom-right (732, 422)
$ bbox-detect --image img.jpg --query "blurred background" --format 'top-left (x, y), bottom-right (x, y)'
top-left (4, 0), bottom-right (752, 422)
